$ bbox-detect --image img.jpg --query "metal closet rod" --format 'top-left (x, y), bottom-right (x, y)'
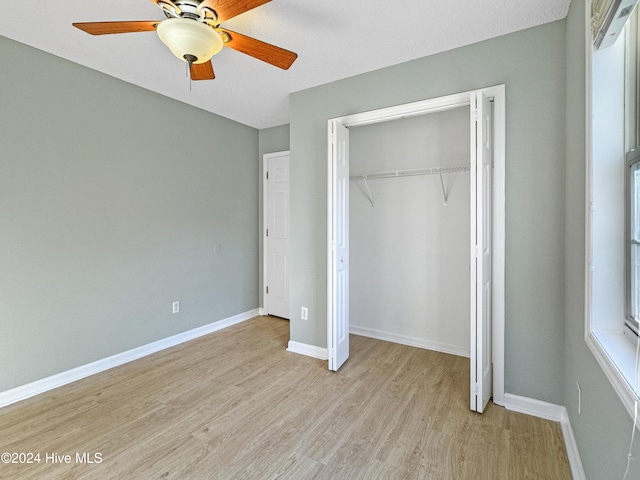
top-left (349, 164), bottom-right (470, 207)
top-left (349, 164), bottom-right (469, 180)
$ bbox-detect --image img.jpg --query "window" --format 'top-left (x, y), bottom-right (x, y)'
top-left (588, 1), bottom-right (640, 421)
top-left (625, 8), bottom-right (640, 340)
top-left (627, 151), bottom-right (640, 337)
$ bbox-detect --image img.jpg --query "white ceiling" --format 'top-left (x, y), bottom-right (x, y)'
top-left (0, 0), bottom-right (571, 129)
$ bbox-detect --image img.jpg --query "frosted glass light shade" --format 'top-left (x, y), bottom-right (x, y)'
top-left (157, 18), bottom-right (223, 64)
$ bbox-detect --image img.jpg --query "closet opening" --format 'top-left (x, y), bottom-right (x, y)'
top-left (349, 105), bottom-right (471, 358)
top-left (327, 87), bottom-right (505, 413)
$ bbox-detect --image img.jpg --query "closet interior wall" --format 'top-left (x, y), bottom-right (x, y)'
top-left (349, 106), bottom-right (471, 357)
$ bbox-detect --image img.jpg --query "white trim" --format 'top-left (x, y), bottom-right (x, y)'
top-left (0, 309), bottom-right (259, 409)
top-left (286, 341), bottom-right (328, 360)
top-left (489, 84), bottom-right (507, 406)
top-left (585, 331), bottom-right (640, 421)
top-left (560, 409), bottom-right (588, 480)
top-left (504, 393), bottom-right (567, 421)
top-left (337, 92), bottom-right (472, 128)
top-left (349, 325), bottom-right (470, 358)
top-left (504, 394), bottom-right (586, 480)
top-left (327, 85), bottom-right (506, 406)
top-left (584, 0), bottom-right (593, 353)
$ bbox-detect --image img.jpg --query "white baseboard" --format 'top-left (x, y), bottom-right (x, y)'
top-left (504, 393), bottom-right (585, 480)
top-left (559, 409), bottom-right (587, 480)
top-left (504, 393), bottom-right (566, 421)
top-left (349, 324), bottom-right (470, 358)
top-left (286, 341), bottom-right (328, 361)
top-left (0, 309), bottom-right (259, 409)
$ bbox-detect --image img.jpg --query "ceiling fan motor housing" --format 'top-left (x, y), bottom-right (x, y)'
top-left (163, 0), bottom-right (214, 21)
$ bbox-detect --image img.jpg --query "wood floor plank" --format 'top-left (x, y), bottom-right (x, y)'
top-left (0, 316), bottom-right (572, 479)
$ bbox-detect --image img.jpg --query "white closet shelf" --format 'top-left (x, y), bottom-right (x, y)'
top-left (349, 164), bottom-right (469, 180)
top-left (350, 165), bottom-right (470, 206)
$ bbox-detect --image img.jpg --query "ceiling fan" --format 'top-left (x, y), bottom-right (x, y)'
top-left (73, 0), bottom-right (298, 80)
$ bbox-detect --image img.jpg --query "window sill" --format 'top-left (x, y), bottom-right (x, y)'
top-left (586, 329), bottom-right (639, 424)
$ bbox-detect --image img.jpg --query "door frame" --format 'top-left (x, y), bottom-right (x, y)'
top-left (326, 86), bottom-right (506, 406)
top-left (262, 150), bottom-right (291, 318)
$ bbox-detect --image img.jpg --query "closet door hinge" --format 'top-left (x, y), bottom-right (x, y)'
top-left (473, 108), bottom-right (480, 122)
top-left (266, 286), bottom-right (269, 294)
top-left (474, 383), bottom-right (480, 395)
top-left (266, 171), bottom-right (269, 180)
top-left (266, 228), bottom-right (269, 237)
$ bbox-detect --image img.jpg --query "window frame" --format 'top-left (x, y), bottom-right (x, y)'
top-left (626, 151), bottom-right (640, 337)
top-left (624, 7), bottom-right (640, 340)
top-left (586, 0), bottom-right (640, 424)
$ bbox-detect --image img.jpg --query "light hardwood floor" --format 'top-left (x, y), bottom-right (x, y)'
top-left (0, 316), bottom-right (571, 479)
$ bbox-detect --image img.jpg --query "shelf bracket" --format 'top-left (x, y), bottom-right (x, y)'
top-left (360, 175), bottom-right (375, 207)
top-left (439, 172), bottom-right (448, 205)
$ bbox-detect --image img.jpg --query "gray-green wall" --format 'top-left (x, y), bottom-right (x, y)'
top-left (0, 36), bottom-right (260, 392)
top-left (290, 20), bottom-right (567, 405)
top-left (563, 1), bottom-right (640, 478)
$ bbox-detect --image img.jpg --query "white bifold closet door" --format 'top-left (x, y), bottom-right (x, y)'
top-left (470, 91), bottom-right (493, 413)
top-left (328, 121), bottom-right (350, 371)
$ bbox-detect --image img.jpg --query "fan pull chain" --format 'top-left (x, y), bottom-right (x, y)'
top-left (186, 59), bottom-right (192, 91)
top-left (184, 54), bottom-right (197, 92)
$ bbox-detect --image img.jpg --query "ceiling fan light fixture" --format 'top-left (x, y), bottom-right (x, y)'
top-left (157, 17), bottom-right (223, 64)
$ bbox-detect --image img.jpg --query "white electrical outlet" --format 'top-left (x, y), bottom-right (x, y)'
top-left (301, 307), bottom-right (308, 320)
top-left (172, 301), bottom-right (180, 314)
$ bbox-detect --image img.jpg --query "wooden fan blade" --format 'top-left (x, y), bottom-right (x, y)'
top-left (191, 61), bottom-right (215, 80)
top-left (73, 21), bottom-right (159, 35)
top-left (220, 29), bottom-right (297, 70)
top-left (199, 0), bottom-right (271, 23)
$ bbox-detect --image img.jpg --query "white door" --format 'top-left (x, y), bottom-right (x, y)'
top-left (470, 91), bottom-right (493, 413)
top-left (264, 152), bottom-right (290, 319)
top-left (328, 120), bottom-right (350, 371)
